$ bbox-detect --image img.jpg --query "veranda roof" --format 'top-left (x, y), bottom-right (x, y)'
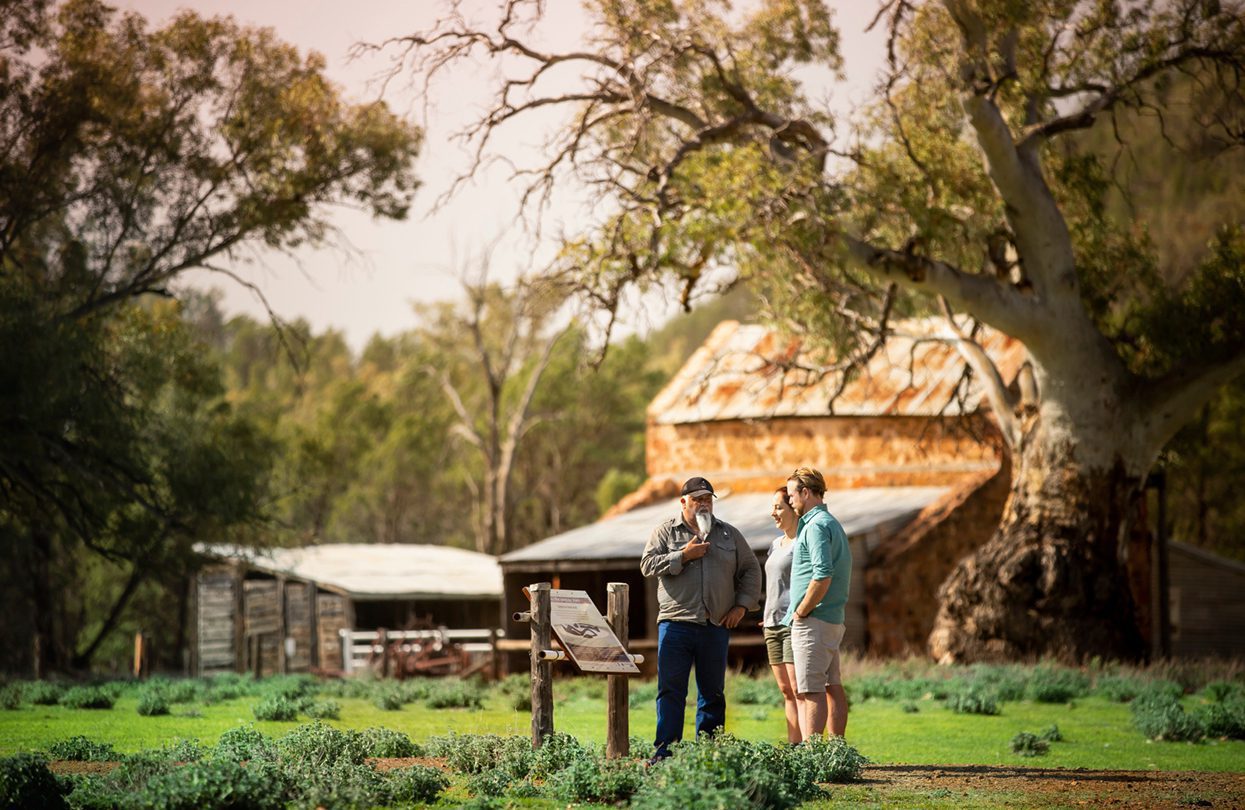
top-left (197, 543), bottom-right (502, 601)
top-left (500, 486), bottom-right (950, 569)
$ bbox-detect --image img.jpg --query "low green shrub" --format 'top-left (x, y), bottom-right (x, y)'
top-left (966, 664), bottom-right (1028, 702)
top-left (632, 734), bottom-right (811, 810)
top-left (425, 733), bottom-right (526, 776)
top-left (136, 690), bottom-right (170, 717)
top-left (357, 727), bottom-right (421, 758)
top-left (1010, 731), bottom-right (1049, 757)
top-left (551, 755), bottom-right (644, 803)
top-left (424, 679), bottom-right (484, 710)
top-left (1095, 674), bottom-right (1146, 702)
top-left (1131, 687), bottom-right (1204, 742)
top-left (301, 699), bottom-right (340, 720)
top-left (46, 736), bottom-right (119, 762)
top-left (0, 753), bottom-right (66, 809)
top-left (252, 694), bottom-right (299, 722)
top-left (529, 731), bottom-right (590, 779)
top-left (135, 757), bottom-right (286, 810)
top-left (628, 680), bottom-right (658, 709)
top-left (852, 674), bottom-right (899, 701)
top-left (276, 722), bottom-right (368, 771)
top-left (1195, 699), bottom-right (1245, 740)
top-left (1200, 680), bottom-right (1245, 704)
top-left (0, 684), bottom-right (20, 710)
top-left (372, 686), bottom-right (405, 711)
top-left (1039, 724), bottom-right (1064, 742)
top-left (58, 686), bottom-right (114, 710)
top-left (143, 739), bottom-right (208, 763)
top-left (214, 725), bottom-right (276, 763)
top-left (731, 675), bottom-right (783, 706)
top-left (901, 701), bottom-right (919, 714)
top-left (24, 681), bottom-right (64, 706)
top-left (783, 734), bottom-right (869, 784)
top-left (944, 684), bottom-right (1000, 715)
top-left (289, 759), bottom-right (387, 810)
top-left (1026, 666), bottom-right (1091, 703)
top-left (466, 767), bottom-right (513, 798)
top-left (387, 764), bottom-right (449, 804)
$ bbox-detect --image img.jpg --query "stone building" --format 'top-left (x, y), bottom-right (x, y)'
top-left (501, 318), bottom-right (1027, 660)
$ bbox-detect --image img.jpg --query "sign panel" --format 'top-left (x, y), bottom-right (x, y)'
top-left (548, 589), bottom-right (640, 674)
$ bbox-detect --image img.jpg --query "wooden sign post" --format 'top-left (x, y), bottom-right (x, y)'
top-left (517, 582), bottom-right (642, 756)
top-left (606, 582), bottom-right (630, 758)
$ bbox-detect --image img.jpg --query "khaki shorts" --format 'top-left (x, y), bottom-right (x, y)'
top-left (763, 625), bottom-right (794, 666)
top-left (792, 616), bottom-right (846, 693)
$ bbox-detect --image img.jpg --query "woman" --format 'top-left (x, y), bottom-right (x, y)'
top-left (763, 486), bottom-right (803, 743)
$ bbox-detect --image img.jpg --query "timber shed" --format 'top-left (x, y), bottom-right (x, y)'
top-left (193, 544), bottom-right (502, 676)
top-left (1168, 542), bottom-right (1245, 659)
top-left (501, 319), bottom-right (1027, 664)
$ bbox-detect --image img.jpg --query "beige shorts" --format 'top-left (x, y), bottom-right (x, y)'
top-left (792, 616), bottom-right (846, 693)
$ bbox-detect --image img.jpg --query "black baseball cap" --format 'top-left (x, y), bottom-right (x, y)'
top-left (680, 476), bottom-right (717, 499)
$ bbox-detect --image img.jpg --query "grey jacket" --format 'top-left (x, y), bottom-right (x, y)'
top-left (640, 515), bottom-right (762, 625)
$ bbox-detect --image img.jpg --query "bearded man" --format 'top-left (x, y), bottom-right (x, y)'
top-left (640, 476), bottom-right (761, 764)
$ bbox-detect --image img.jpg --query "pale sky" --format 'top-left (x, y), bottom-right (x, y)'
top-left (118, 1), bottom-right (888, 351)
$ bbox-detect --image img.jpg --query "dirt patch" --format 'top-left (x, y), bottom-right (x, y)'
top-left (48, 761), bottom-right (120, 776)
top-left (367, 756), bottom-right (449, 773)
top-left (865, 764), bottom-right (1245, 809)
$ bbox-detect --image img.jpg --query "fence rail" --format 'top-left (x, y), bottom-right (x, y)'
top-left (338, 627), bottom-right (505, 676)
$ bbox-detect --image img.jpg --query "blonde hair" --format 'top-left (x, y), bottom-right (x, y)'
top-left (787, 467), bottom-right (826, 497)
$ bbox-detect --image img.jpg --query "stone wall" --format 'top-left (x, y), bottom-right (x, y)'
top-left (864, 461), bottom-right (1011, 656)
top-left (647, 415), bottom-right (1003, 490)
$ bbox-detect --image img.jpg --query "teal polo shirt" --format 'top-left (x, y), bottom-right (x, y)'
top-left (782, 504), bottom-right (852, 626)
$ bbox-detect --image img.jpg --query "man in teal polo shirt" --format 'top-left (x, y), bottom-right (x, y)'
top-left (783, 466), bottom-right (851, 739)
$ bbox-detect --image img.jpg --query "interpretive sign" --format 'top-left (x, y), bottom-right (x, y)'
top-left (549, 589), bottom-right (640, 674)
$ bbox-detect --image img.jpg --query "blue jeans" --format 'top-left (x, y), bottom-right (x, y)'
top-left (654, 620), bottom-right (730, 758)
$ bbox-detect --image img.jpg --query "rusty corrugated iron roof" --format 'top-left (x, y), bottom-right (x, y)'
top-left (648, 319), bottom-right (1027, 425)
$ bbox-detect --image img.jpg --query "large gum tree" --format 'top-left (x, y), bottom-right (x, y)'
top-left (388, 0), bottom-right (1245, 661)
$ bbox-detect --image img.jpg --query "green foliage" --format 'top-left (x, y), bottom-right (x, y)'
top-left (46, 737), bottom-right (118, 762)
top-left (1194, 699), bottom-right (1245, 740)
top-left (424, 678), bottom-right (485, 710)
top-left (1095, 674), bottom-right (1147, 703)
top-left (372, 686), bottom-right (405, 711)
top-left (276, 722), bottom-right (368, 770)
top-left (0, 685), bottom-right (20, 710)
top-left (1131, 688), bottom-right (1205, 742)
top-left (731, 674), bottom-right (784, 707)
top-left (301, 699), bottom-right (340, 720)
top-left (134, 758), bottom-right (286, 810)
top-left (58, 687), bottom-right (114, 711)
top-left (944, 684), bottom-right (1000, 716)
top-left (213, 726), bottom-right (275, 763)
top-left (1025, 666), bottom-right (1091, 704)
top-left (0, 753), bottom-right (66, 809)
top-left (386, 764), bottom-right (449, 804)
top-left (136, 690), bottom-right (170, 717)
top-left (1009, 731), bottom-right (1049, 757)
top-left (425, 733), bottom-right (527, 776)
top-left (632, 732), bottom-right (863, 810)
top-left (1039, 724), bottom-right (1064, 743)
top-left (1200, 681), bottom-right (1245, 704)
top-left (24, 682), bottom-right (65, 706)
top-left (251, 695), bottom-right (299, 722)
top-left (551, 755), bottom-right (644, 803)
top-left (356, 727), bottom-right (421, 758)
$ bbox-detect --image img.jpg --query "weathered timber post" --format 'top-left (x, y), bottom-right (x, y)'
top-left (529, 582), bottom-right (554, 747)
top-left (606, 582), bottom-right (630, 758)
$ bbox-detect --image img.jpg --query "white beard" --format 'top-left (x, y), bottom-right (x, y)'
top-left (695, 511), bottom-right (712, 535)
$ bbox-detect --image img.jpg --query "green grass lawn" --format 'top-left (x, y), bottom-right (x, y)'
top-left (2, 680), bottom-right (1241, 773)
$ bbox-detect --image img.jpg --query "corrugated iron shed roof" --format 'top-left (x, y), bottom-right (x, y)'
top-left (500, 487), bottom-right (950, 565)
top-left (198, 543), bottom-right (502, 601)
top-left (648, 319), bottom-right (1027, 424)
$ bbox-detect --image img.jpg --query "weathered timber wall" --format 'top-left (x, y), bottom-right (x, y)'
top-left (196, 567), bottom-right (237, 673)
top-left (1169, 543), bottom-right (1245, 659)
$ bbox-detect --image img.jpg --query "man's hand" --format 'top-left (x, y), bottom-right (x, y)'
top-left (723, 606), bottom-right (746, 628)
top-left (681, 535), bottom-right (710, 562)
